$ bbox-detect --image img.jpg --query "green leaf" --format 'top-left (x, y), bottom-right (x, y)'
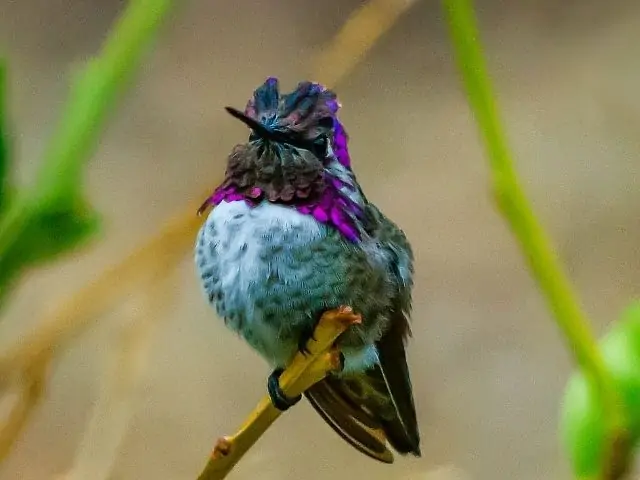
top-left (0, 193), bottom-right (101, 306)
top-left (19, 195), bottom-right (101, 266)
top-left (561, 373), bottom-right (606, 477)
top-left (0, 0), bottom-right (176, 273)
top-left (617, 300), bottom-right (640, 360)
top-left (611, 301), bottom-right (640, 438)
top-left (560, 300), bottom-right (640, 477)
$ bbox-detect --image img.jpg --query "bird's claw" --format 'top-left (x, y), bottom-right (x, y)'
top-left (297, 306), bottom-right (361, 356)
top-left (297, 320), bottom-right (318, 356)
top-left (325, 305), bottom-right (362, 326)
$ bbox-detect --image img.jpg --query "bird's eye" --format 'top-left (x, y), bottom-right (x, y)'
top-left (318, 117), bottom-right (334, 130)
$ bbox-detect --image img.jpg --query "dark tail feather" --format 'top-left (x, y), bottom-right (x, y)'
top-left (305, 380), bottom-right (394, 463)
top-left (304, 311), bottom-right (421, 461)
top-left (376, 312), bottom-right (421, 456)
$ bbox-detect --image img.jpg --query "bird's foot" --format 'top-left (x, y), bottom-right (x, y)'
top-left (270, 306), bottom-right (360, 410)
top-left (267, 368), bottom-right (302, 411)
top-left (297, 305), bottom-right (362, 357)
top-left (297, 319), bottom-right (319, 356)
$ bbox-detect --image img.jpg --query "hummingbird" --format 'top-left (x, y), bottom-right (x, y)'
top-left (194, 78), bottom-right (420, 462)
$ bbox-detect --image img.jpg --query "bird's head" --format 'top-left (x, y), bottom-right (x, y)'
top-left (225, 77), bottom-right (352, 170)
top-left (199, 78), bottom-right (363, 243)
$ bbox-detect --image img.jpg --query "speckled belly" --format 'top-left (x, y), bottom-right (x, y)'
top-left (195, 200), bottom-right (387, 372)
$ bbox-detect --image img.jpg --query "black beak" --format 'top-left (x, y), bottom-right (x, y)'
top-left (224, 106), bottom-right (293, 145)
top-left (225, 107), bottom-right (270, 136)
top-left (224, 107), bottom-right (307, 148)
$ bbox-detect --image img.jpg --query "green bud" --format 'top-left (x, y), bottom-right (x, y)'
top-left (560, 301), bottom-right (640, 477)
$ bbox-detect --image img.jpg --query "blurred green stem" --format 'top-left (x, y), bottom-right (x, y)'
top-left (0, 60), bottom-right (9, 209)
top-left (0, 0), bottom-right (176, 268)
top-left (442, 0), bottom-right (628, 477)
top-left (0, 197), bottom-right (31, 267)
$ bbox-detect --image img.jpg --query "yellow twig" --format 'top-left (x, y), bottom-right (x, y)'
top-left (196, 307), bottom-right (361, 480)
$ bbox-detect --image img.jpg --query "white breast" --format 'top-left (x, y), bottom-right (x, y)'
top-left (201, 200), bottom-right (324, 332)
top-left (210, 200), bottom-right (323, 278)
top-left (208, 199), bottom-right (324, 255)
top-left (197, 200), bottom-right (382, 373)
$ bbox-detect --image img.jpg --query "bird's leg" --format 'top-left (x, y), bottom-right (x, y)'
top-left (296, 306), bottom-right (352, 356)
top-left (297, 314), bottom-right (347, 374)
top-left (297, 317), bottom-right (319, 356)
top-left (269, 315), bottom-right (334, 410)
top-left (267, 368), bottom-right (302, 411)
top-left (267, 317), bottom-right (322, 411)
top-left (268, 306), bottom-right (357, 412)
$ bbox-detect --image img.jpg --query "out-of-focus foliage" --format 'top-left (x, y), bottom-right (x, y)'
top-left (0, 194), bottom-right (100, 295)
top-left (0, 0), bottom-right (175, 309)
top-left (0, 0), bottom-right (177, 472)
top-left (0, 60), bottom-right (8, 213)
top-left (0, 57), bottom-right (100, 295)
top-left (561, 301), bottom-right (640, 477)
top-left (443, 0), bottom-right (639, 478)
top-left (0, 0), bottom-right (637, 477)
top-left (0, 59), bottom-right (102, 307)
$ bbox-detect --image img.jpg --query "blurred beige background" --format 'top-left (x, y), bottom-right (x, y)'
top-left (1, 0), bottom-right (640, 479)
